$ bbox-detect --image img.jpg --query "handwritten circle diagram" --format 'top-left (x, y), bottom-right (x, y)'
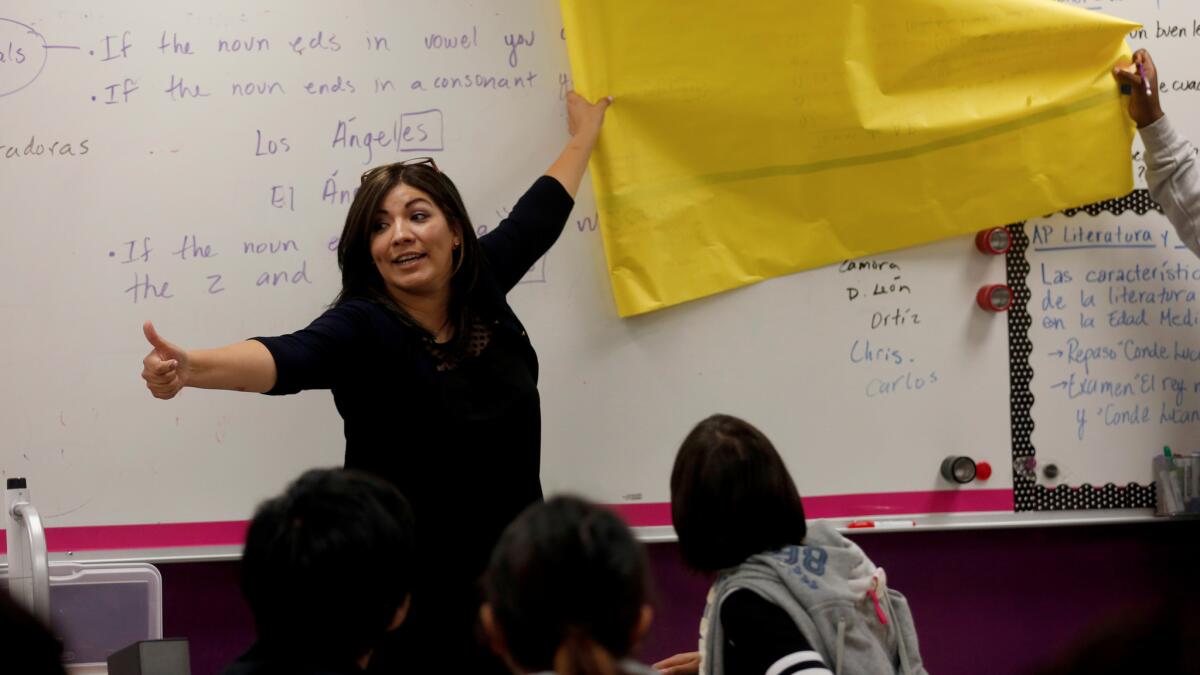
top-left (0, 18), bottom-right (49, 97)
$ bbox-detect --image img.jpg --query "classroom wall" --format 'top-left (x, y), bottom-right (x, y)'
top-left (158, 519), bottom-right (1200, 675)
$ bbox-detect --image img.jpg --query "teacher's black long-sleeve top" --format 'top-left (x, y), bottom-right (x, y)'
top-left (251, 175), bottom-right (574, 673)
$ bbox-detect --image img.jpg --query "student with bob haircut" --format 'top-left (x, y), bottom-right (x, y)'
top-left (655, 414), bottom-right (927, 675)
top-left (223, 468), bottom-right (416, 675)
top-left (481, 495), bottom-right (658, 675)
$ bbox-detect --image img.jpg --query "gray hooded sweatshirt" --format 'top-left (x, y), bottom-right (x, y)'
top-left (699, 522), bottom-right (927, 675)
top-left (1142, 115), bottom-right (1200, 259)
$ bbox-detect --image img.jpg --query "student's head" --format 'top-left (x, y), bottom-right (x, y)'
top-left (335, 158), bottom-right (482, 328)
top-left (482, 495), bottom-right (653, 675)
top-left (0, 590), bottom-right (67, 675)
top-left (240, 468), bottom-right (416, 667)
top-left (670, 414), bottom-right (807, 572)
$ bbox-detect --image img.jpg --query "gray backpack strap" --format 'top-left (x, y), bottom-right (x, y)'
top-left (882, 590), bottom-right (912, 675)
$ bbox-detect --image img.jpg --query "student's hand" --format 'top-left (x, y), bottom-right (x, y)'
top-left (653, 651), bottom-right (701, 675)
top-left (566, 90), bottom-right (612, 140)
top-left (142, 321), bottom-right (190, 399)
top-left (1113, 48), bottom-right (1165, 128)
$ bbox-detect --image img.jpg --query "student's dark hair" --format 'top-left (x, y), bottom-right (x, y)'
top-left (670, 414), bottom-right (808, 572)
top-left (240, 468), bottom-right (415, 666)
top-left (0, 590), bottom-right (67, 675)
top-left (484, 495), bottom-right (650, 675)
top-left (333, 160), bottom-right (482, 352)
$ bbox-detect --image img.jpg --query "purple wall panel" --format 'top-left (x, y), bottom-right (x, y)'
top-left (159, 559), bottom-right (253, 675)
top-left (160, 520), bottom-right (1199, 675)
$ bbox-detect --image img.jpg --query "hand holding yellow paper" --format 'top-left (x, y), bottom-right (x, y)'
top-left (561, 0), bottom-right (1138, 316)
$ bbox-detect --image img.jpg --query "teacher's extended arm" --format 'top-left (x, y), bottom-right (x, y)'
top-left (141, 320), bottom-right (277, 398)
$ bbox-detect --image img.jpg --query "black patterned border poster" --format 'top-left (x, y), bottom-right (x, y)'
top-left (1008, 191), bottom-right (1159, 512)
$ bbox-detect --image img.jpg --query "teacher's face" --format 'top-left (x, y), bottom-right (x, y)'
top-left (370, 183), bottom-right (459, 305)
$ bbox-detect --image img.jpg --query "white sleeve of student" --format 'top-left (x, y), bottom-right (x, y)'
top-left (1141, 115), bottom-right (1200, 259)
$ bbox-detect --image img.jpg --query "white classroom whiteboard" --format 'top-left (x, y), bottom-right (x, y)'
top-left (17, 0), bottom-right (1199, 545)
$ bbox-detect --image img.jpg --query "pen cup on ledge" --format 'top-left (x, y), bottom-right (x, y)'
top-left (1154, 453), bottom-right (1199, 516)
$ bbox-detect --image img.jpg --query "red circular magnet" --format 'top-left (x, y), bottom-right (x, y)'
top-left (977, 284), bottom-right (1013, 312)
top-left (975, 227), bottom-right (1011, 255)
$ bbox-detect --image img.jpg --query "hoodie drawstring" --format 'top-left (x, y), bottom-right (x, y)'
top-left (834, 617), bottom-right (846, 675)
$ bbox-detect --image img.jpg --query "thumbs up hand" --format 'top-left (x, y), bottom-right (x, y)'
top-left (142, 321), bottom-right (190, 399)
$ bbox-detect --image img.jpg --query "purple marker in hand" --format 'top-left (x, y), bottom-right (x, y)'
top-left (1137, 62), bottom-right (1153, 97)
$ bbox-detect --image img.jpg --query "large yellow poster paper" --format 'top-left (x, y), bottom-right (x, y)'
top-left (561, 0), bottom-right (1138, 316)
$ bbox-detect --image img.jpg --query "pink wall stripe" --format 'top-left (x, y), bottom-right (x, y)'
top-left (609, 488), bottom-right (1015, 528)
top-left (0, 489), bottom-right (1013, 553)
top-left (0, 521), bottom-right (249, 554)
top-left (801, 488), bottom-right (1014, 520)
top-left (609, 502), bottom-right (674, 528)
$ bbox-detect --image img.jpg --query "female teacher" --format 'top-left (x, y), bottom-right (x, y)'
top-left (141, 92), bottom-right (611, 674)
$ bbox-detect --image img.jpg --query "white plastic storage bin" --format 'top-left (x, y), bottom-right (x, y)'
top-left (1, 561), bottom-right (162, 666)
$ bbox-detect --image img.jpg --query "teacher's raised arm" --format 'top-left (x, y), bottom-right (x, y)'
top-left (545, 91), bottom-right (612, 198)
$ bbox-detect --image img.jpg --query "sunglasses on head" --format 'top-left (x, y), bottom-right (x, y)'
top-left (360, 156), bottom-right (440, 183)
